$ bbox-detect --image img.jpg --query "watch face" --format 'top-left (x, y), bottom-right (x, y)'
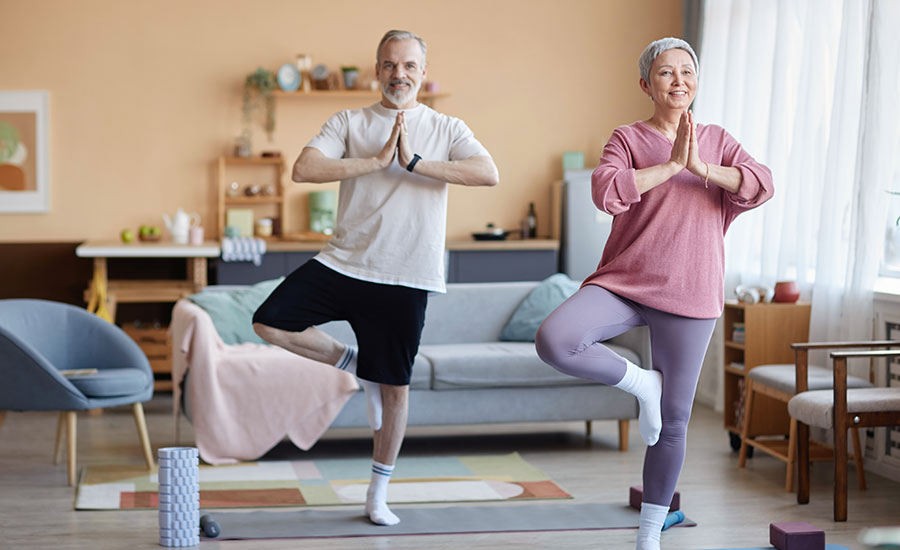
top-left (277, 63), bottom-right (301, 92)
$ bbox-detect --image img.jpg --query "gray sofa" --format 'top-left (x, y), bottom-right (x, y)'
top-left (181, 281), bottom-right (651, 451)
top-left (321, 281), bottom-right (649, 449)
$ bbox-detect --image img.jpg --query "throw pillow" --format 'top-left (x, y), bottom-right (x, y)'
top-left (500, 273), bottom-right (581, 342)
top-left (187, 277), bottom-right (284, 345)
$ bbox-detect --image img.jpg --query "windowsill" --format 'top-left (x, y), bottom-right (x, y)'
top-left (875, 276), bottom-right (900, 303)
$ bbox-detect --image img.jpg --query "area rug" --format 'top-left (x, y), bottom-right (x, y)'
top-left (75, 452), bottom-right (571, 511)
top-left (703, 547), bottom-right (849, 550)
top-left (203, 502), bottom-right (696, 539)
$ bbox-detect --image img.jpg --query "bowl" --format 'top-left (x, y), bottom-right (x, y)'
top-left (472, 231), bottom-right (509, 241)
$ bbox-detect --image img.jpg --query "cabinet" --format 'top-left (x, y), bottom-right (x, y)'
top-left (76, 241), bottom-right (220, 390)
top-left (216, 156), bottom-right (286, 239)
top-left (722, 301), bottom-right (811, 445)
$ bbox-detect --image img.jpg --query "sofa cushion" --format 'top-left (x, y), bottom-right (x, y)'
top-left (187, 278), bottom-right (284, 345)
top-left (65, 368), bottom-right (151, 397)
top-left (500, 274), bottom-right (580, 342)
top-left (408, 353), bottom-right (432, 390)
top-left (422, 342), bottom-right (641, 390)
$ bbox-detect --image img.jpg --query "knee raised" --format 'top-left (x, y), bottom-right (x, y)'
top-left (534, 323), bottom-right (573, 371)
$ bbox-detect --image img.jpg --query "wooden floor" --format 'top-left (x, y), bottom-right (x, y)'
top-left (1, 395), bottom-right (897, 549)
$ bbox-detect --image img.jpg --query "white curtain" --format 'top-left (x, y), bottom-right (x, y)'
top-left (692, 0), bottom-right (900, 409)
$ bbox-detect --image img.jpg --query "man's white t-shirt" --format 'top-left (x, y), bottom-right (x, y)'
top-left (306, 102), bottom-right (490, 293)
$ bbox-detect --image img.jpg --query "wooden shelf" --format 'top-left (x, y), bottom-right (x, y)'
top-left (272, 89), bottom-right (448, 101)
top-left (224, 196), bottom-right (284, 205)
top-left (725, 364), bottom-right (746, 376)
top-left (725, 340), bottom-right (746, 350)
top-left (223, 156), bottom-right (284, 165)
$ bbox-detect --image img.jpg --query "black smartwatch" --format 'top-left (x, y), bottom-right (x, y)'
top-left (406, 153), bottom-right (422, 172)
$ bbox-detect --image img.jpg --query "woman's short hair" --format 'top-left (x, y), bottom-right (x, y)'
top-left (638, 37), bottom-right (698, 82)
top-left (377, 30), bottom-right (427, 64)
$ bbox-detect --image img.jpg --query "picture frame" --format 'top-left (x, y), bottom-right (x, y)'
top-left (0, 90), bottom-right (49, 213)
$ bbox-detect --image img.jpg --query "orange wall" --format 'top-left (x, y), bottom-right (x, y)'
top-left (0, 0), bottom-right (680, 242)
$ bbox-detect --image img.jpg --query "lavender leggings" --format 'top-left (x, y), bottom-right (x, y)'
top-left (535, 285), bottom-right (715, 506)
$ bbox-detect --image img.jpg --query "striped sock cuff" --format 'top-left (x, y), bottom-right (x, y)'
top-left (335, 346), bottom-right (356, 370)
top-left (372, 461), bottom-right (394, 478)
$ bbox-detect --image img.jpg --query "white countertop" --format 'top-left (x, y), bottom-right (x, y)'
top-left (76, 240), bottom-right (221, 258)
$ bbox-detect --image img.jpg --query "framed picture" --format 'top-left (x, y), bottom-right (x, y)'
top-left (0, 91), bottom-right (49, 213)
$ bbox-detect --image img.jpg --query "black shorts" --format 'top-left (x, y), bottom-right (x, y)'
top-left (252, 259), bottom-right (428, 386)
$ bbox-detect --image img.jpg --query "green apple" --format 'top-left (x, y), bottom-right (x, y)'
top-left (139, 225), bottom-right (150, 236)
top-left (120, 228), bottom-right (135, 243)
top-left (148, 225), bottom-right (160, 236)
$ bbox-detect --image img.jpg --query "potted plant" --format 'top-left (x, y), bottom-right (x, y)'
top-left (341, 66), bottom-right (359, 90)
top-left (243, 68), bottom-right (276, 141)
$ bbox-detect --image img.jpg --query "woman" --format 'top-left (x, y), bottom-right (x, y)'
top-left (535, 37), bottom-right (772, 550)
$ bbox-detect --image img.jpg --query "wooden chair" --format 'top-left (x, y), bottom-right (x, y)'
top-left (737, 342), bottom-right (894, 490)
top-left (789, 347), bottom-right (900, 521)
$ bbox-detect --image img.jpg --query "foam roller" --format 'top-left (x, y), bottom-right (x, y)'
top-left (770, 522), bottom-right (825, 550)
top-left (628, 485), bottom-right (680, 511)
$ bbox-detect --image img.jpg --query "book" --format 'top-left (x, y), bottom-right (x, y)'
top-left (59, 368), bottom-right (99, 377)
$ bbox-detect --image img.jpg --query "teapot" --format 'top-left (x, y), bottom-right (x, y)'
top-left (162, 209), bottom-right (201, 244)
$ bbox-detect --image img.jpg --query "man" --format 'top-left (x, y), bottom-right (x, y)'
top-left (252, 30), bottom-right (498, 526)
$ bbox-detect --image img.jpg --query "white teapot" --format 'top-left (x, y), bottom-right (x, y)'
top-left (162, 209), bottom-right (200, 244)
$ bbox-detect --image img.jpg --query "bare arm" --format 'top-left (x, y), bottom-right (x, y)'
top-left (292, 116), bottom-right (402, 183)
top-left (397, 112), bottom-right (499, 187)
top-left (408, 155), bottom-right (499, 187)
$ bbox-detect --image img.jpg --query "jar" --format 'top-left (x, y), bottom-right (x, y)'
top-left (255, 218), bottom-right (273, 238)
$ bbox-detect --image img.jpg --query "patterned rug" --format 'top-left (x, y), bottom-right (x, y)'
top-left (75, 452), bottom-right (571, 511)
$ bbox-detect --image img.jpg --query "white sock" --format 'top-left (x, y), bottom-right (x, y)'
top-left (336, 346), bottom-right (383, 431)
top-left (614, 360), bottom-right (663, 446)
top-left (635, 502), bottom-right (668, 550)
top-left (366, 461), bottom-right (399, 526)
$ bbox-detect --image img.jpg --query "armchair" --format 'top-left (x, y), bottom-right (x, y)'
top-left (788, 346), bottom-right (900, 520)
top-left (0, 299), bottom-right (155, 485)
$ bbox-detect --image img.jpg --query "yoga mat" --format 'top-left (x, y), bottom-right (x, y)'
top-left (703, 547), bottom-right (849, 550)
top-left (205, 502), bottom-right (696, 539)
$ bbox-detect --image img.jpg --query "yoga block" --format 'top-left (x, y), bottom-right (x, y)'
top-left (628, 486), bottom-right (680, 511)
top-left (770, 522), bottom-right (825, 550)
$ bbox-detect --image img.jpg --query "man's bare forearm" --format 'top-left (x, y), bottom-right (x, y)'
top-left (293, 147), bottom-right (389, 183)
top-left (411, 155), bottom-right (499, 187)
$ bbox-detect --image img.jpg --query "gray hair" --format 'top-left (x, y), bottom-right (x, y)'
top-left (377, 30), bottom-right (427, 65)
top-left (638, 37), bottom-right (699, 82)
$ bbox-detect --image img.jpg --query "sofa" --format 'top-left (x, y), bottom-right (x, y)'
top-left (173, 280), bottom-right (652, 462)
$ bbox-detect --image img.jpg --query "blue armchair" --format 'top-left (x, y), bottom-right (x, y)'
top-left (0, 299), bottom-right (155, 485)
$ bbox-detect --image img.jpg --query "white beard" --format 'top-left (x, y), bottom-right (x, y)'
top-left (382, 80), bottom-right (421, 107)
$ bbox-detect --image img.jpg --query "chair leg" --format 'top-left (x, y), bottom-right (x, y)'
top-left (585, 420), bottom-right (592, 437)
top-left (797, 421), bottom-right (810, 504)
top-left (54, 411), bottom-right (66, 464)
top-left (785, 418), bottom-right (797, 492)
top-left (132, 403), bottom-right (155, 470)
top-left (66, 411), bottom-right (77, 486)
top-left (0, 410), bottom-right (6, 432)
top-left (618, 420), bottom-right (629, 452)
top-left (738, 380), bottom-right (756, 468)
top-left (850, 427), bottom-right (867, 490)
top-left (834, 424), bottom-right (848, 521)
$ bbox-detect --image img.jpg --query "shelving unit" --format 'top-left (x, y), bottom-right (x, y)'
top-left (272, 89), bottom-right (448, 107)
top-left (216, 156), bottom-right (285, 239)
top-left (722, 300), bottom-right (812, 445)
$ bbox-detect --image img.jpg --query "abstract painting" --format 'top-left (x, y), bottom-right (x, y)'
top-left (0, 91), bottom-right (49, 212)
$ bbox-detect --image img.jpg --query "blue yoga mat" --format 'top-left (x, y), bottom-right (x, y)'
top-left (705, 546), bottom-right (850, 550)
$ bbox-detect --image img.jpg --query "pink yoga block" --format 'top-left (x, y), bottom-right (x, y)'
top-left (628, 486), bottom-right (680, 511)
top-left (769, 522), bottom-right (825, 550)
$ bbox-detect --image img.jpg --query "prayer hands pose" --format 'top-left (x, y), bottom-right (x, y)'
top-left (374, 113), bottom-right (403, 168)
top-left (396, 112), bottom-right (414, 168)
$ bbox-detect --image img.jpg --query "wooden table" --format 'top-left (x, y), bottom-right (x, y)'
top-left (75, 240), bottom-right (221, 390)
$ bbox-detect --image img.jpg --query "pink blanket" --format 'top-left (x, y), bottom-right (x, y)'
top-left (170, 300), bottom-right (358, 465)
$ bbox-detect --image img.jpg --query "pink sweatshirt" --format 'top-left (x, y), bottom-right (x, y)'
top-left (584, 121), bottom-right (773, 319)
